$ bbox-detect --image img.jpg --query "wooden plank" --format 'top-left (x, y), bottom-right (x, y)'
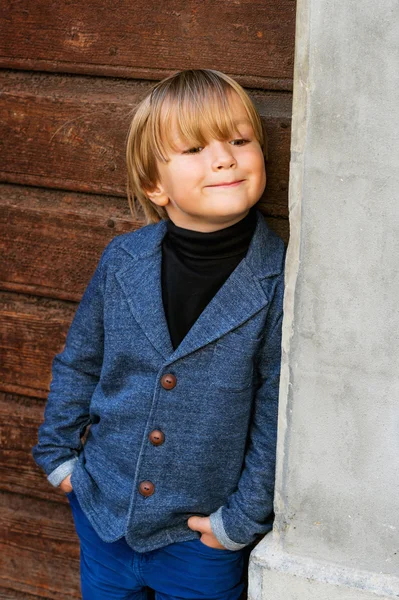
top-left (0, 185), bottom-right (142, 301)
top-left (0, 185), bottom-right (288, 302)
top-left (0, 490), bottom-right (80, 599)
top-left (0, 292), bottom-right (74, 398)
top-left (0, 71), bottom-right (292, 219)
top-left (0, 589), bottom-right (50, 599)
top-left (0, 391), bottom-right (63, 500)
top-left (0, 391), bottom-right (90, 501)
top-left (0, 0), bottom-right (296, 91)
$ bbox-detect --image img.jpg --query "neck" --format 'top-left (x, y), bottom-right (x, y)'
top-left (165, 209), bottom-right (254, 233)
top-left (165, 207), bottom-right (258, 260)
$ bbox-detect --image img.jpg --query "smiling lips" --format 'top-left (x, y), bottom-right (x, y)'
top-left (206, 180), bottom-right (245, 188)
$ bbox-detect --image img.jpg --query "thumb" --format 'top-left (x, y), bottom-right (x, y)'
top-left (187, 515), bottom-right (208, 532)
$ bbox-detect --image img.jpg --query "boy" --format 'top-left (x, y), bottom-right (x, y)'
top-left (32, 69), bottom-right (286, 599)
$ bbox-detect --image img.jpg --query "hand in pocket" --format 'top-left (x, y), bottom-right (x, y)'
top-left (59, 473), bottom-right (73, 494)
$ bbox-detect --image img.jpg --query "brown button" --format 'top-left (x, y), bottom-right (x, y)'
top-left (161, 373), bottom-right (176, 390)
top-left (149, 429), bottom-right (165, 446)
top-left (139, 481), bottom-right (155, 497)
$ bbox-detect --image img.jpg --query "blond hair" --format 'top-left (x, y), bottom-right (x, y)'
top-left (125, 69), bottom-right (268, 224)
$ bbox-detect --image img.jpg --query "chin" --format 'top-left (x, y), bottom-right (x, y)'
top-left (212, 203), bottom-right (252, 219)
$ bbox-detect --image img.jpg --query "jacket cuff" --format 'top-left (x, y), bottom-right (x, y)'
top-left (47, 457), bottom-right (78, 487)
top-left (209, 506), bottom-right (248, 551)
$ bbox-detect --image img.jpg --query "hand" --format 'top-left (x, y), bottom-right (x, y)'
top-left (59, 473), bottom-right (73, 494)
top-left (187, 515), bottom-right (227, 550)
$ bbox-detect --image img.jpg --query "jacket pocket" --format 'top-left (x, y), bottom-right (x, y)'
top-left (65, 489), bottom-right (76, 501)
top-left (210, 334), bottom-right (260, 392)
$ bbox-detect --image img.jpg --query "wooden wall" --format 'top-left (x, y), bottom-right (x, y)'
top-left (0, 1), bottom-right (295, 597)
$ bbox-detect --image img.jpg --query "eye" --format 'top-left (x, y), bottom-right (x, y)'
top-left (230, 138), bottom-right (250, 146)
top-left (183, 146), bottom-right (204, 154)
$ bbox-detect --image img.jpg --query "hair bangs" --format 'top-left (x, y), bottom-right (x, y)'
top-left (157, 86), bottom-right (251, 158)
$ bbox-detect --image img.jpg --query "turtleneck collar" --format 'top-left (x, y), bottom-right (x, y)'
top-left (165, 206), bottom-right (258, 260)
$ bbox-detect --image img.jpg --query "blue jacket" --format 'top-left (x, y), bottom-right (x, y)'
top-left (32, 210), bottom-right (285, 552)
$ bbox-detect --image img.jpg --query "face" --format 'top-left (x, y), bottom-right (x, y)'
top-left (147, 93), bottom-right (267, 232)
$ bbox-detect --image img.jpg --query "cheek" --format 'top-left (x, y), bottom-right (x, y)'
top-left (172, 162), bottom-right (202, 190)
top-left (247, 151), bottom-right (266, 186)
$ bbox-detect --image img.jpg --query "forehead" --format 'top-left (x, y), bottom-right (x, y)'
top-left (160, 90), bottom-right (254, 146)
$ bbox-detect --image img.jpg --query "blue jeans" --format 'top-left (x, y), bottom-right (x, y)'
top-left (66, 490), bottom-right (246, 599)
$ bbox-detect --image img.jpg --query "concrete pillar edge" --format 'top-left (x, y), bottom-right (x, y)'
top-left (249, 535), bottom-right (399, 599)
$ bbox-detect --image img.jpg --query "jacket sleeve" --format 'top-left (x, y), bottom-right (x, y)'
top-left (31, 243), bottom-right (111, 487)
top-left (209, 268), bottom-right (285, 550)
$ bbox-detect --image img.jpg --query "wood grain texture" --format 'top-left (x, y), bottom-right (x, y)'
top-left (0, 392), bottom-right (64, 500)
top-left (0, 0), bottom-right (296, 91)
top-left (0, 71), bottom-right (292, 218)
top-left (0, 589), bottom-right (55, 599)
top-left (0, 490), bottom-right (80, 599)
top-left (0, 390), bottom-right (94, 502)
top-left (0, 185), bottom-right (143, 301)
top-left (0, 292), bottom-right (75, 398)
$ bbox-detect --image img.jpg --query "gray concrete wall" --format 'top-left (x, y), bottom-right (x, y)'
top-left (249, 0), bottom-right (399, 597)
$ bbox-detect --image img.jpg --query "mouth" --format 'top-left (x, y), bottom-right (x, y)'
top-left (206, 180), bottom-right (245, 188)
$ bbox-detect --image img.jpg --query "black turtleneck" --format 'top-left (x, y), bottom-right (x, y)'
top-left (161, 207), bottom-right (258, 350)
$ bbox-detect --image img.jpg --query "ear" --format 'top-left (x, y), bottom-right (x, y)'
top-left (145, 184), bottom-right (170, 208)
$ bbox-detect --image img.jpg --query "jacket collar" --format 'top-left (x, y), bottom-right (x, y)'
top-left (116, 210), bottom-right (284, 363)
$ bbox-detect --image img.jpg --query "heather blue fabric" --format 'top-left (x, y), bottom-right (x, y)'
top-left (67, 489), bottom-right (246, 599)
top-left (32, 210), bottom-right (285, 553)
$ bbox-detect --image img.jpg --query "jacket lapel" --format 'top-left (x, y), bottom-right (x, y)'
top-left (115, 221), bottom-right (174, 360)
top-left (115, 211), bottom-right (284, 364)
top-left (165, 259), bottom-right (268, 365)
top-left (166, 212), bottom-right (284, 365)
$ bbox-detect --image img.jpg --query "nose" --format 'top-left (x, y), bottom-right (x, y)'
top-left (210, 141), bottom-right (237, 171)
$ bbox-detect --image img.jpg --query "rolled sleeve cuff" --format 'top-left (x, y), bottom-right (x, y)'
top-left (47, 457), bottom-right (78, 487)
top-left (209, 506), bottom-right (248, 551)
